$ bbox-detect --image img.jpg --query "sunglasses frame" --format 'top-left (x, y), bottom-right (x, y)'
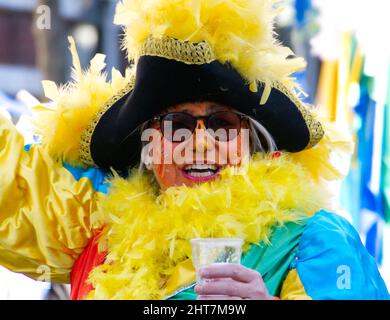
top-left (152, 111), bottom-right (248, 142)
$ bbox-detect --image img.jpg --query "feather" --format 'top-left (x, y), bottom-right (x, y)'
top-left (114, 0), bottom-right (306, 99)
top-left (87, 153), bottom-right (336, 299)
top-left (68, 37), bottom-right (82, 82)
top-left (289, 113), bottom-right (354, 181)
top-left (42, 80), bottom-right (59, 101)
top-left (31, 39), bottom-right (134, 166)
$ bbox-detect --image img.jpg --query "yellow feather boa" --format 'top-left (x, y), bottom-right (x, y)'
top-left (87, 153), bottom-right (334, 299)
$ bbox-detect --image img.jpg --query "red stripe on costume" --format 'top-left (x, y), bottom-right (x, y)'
top-left (70, 230), bottom-right (107, 300)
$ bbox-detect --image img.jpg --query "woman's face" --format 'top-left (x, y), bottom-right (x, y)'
top-left (145, 102), bottom-right (249, 190)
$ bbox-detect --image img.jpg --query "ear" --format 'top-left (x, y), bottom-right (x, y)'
top-left (145, 162), bottom-right (153, 171)
top-left (140, 141), bottom-right (155, 171)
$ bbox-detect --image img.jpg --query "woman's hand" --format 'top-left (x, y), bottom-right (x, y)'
top-left (194, 264), bottom-right (273, 300)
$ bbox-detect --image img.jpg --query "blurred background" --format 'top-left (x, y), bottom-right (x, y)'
top-left (0, 0), bottom-right (389, 299)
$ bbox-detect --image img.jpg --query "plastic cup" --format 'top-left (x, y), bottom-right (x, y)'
top-left (190, 238), bottom-right (243, 283)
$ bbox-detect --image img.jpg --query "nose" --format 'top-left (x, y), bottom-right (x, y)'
top-left (193, 120), bottom-right (213, 151)
top-left (196, 119), bottom-right (204, 130)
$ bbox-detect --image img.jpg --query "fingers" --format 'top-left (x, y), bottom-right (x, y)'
top-left (199, 264), bottom-right (258, 283)
top-left (197, 295), bottom-right (242, 300)
top-left (195, 265), bottom-right (272, 300)
top-left (195, 278), bottom-right (249, 297)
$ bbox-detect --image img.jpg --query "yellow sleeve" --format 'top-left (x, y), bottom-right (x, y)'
top-left (280, 269), bottom-right (312, 300)
top-left (0, 114), bottom-right (101, 283)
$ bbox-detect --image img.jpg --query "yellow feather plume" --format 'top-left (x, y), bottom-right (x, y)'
top-left (114, 0), bottom-right (306, 93)
top-left (31, 37), bottom-right (133, 166)
top-left (288, 115), bottom-right (354, 182)
top-left (87, 153), bottom-right (334, 300)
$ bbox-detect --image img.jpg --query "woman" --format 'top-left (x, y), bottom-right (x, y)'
top-left (0, 0), bottom-right (388, 300)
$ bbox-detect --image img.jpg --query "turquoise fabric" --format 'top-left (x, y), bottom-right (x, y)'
top-left (293, 210), bottom-right (389, 299)
top-left (167, 218), bottom-right (309, 300)
top-left (169, 211), bottom-right (389, 300)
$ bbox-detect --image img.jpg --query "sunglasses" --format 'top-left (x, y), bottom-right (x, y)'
top-left (153, 111), bottom-right (246, 142)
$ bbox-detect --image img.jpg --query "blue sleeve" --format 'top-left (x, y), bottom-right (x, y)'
top-left (25, 144), bottom-right (110, 194)
top-left (291, 210), bottom-right (389, 300)
top-left (63, 163), bottom-right (110, 194)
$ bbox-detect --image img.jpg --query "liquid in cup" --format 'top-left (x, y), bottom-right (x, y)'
top-left (190, 238), bottom-right (243, 283)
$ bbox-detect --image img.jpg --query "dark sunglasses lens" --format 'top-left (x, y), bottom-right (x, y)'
top-left (161, 113), bottom-right (195, 142)
top-left (208, 112), bottom-right (242, 141)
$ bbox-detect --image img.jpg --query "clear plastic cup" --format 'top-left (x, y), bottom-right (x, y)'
top-left (190, 238), bottom-right (243, 283)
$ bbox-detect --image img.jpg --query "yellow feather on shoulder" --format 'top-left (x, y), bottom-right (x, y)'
top-left (288, 114), bottom-right (354, 182)
top-left (31, 37), bottom-right (133, 166)
top-left (114, 0), bottom-right (306, 92)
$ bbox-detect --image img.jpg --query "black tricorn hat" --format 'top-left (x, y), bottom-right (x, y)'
top-left (77, 1), bottom-right (324, 170)
top-left (84, 48), bottom-right (322, 169)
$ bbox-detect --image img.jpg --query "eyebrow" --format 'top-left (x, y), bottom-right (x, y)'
top-left (175, 108), bottom-right (192, 114)
top-left (206, 104), bottom-right (227, 114)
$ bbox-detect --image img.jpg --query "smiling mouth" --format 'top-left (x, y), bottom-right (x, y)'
top-left (182, 164), bottom-right (221, 180)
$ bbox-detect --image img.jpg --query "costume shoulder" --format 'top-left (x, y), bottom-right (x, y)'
top-left (0, 113), bottom-right (110, 282)
top-left (0, 38), bottom-right (125, 282)
top-left (283, 210), bottom-right (389, 299)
